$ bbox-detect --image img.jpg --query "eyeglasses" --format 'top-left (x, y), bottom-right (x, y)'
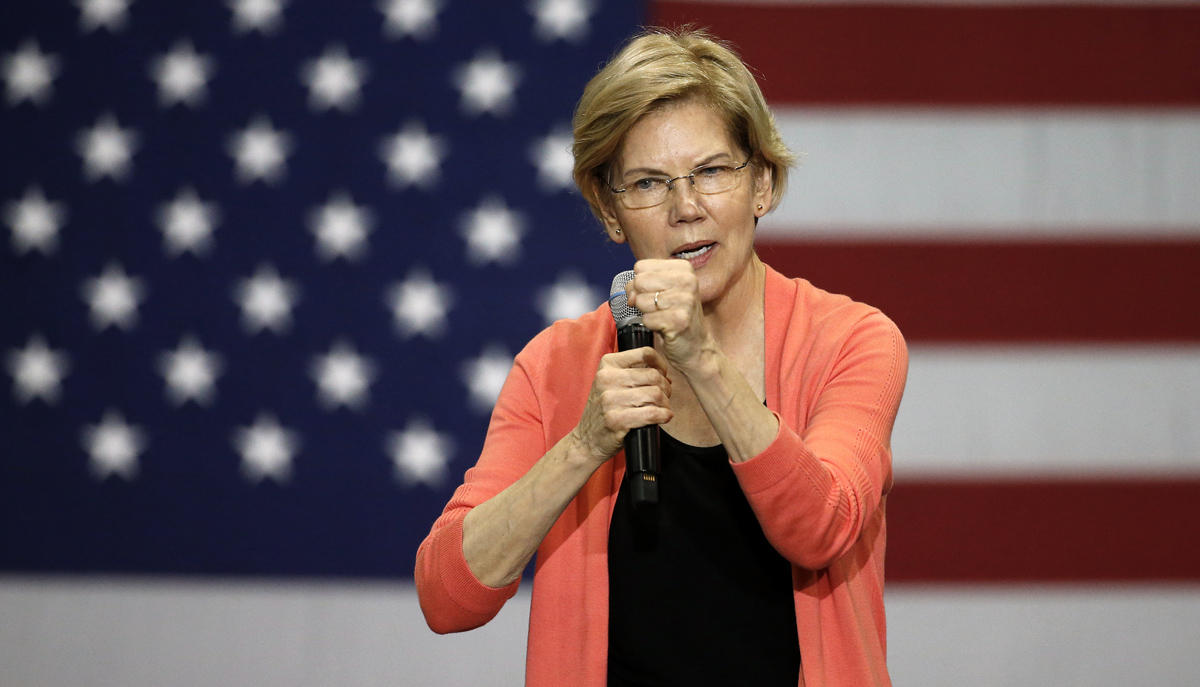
top-left (609, 158), bottom-right (752, 210)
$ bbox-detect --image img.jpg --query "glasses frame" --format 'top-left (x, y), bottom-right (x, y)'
top-left (609, 158), bottom-right (752, 209)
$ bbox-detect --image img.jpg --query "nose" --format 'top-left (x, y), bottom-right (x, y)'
top-left (666, 177), bottom-right (703, 223)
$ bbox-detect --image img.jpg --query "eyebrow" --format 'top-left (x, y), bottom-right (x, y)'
top-left (619, 152), bottom-right (736, 180)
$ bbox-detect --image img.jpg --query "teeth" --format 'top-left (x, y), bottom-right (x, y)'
top-left (674, 244), bottom-right (713, 259)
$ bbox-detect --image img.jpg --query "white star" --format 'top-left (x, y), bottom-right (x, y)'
top-left (233, 264), bottom-right (299, 334)
top-left (379, 0), bottom-right (440, 40)
top-left (379, 121), bottom-right (445, 189)
top-left (233, 413), bottom-right (299, 483)
top-left (6, 334), bottom-right (70, 405)
top-left (229, 0), bottom-right (286, 34)
top-left (387, 417), bottom-right (452, 487)
top-left (300, 44), bottom-right (368, 112)
top-left (310, 340), bottom-right (376, 410)
top-left (156, 187), bottom-right (219, 257)
top-left (82, 409), bottom-right (145, 481)
top-left (461, 344), bottom-right (513, 412)
top-left (76, 0), bottom-right (131, 33)
top-left (461, 195), bottom-right (524, 265)
top-left (227, 116), bottom-right (292, 184)
top-left (310, 191), bottom-right (373, 261)
top-left (530, 127), bottom-right (575, 191)
top-left (3, 39), bottom-right (60, 106)
top-left (76, 114), bottom-right (138, 182)
top-left (387, 268), bottom-right (452, 338)
top-left (148, 40), bottom-right (214, 107)
top-left (453, 50), bottom-right (520, 116)
top-left (81, 262), bottom-right (145, 331)
top-left (530, 0), bottom-right (592, 42)
top-left (5, 186), bottom-right (66, 255)
top-left (157, 335), bottom-right (223, 406)
top-left (537, 271), bottom-right (600, 325)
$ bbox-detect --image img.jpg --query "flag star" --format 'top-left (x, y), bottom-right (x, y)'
top-left (461, 345), bottom-right (513, 412)
top-left (530, 127), bottom-right (575, 191)
top-left (156, 187), bottom-right (219, 257)
top-left (76, 114), bottom-right (138, 182)
top-left (233, 264), bottom-right (299, 334)
top-left (149, 40), bottom-right (214, 107)
top-left (530, 0), bottom-right (592, 42)
top-left (537, 271), bottom-right (600, 325)
top-left (310, 191), bottom-right (373, 261)
top-left (379, 121), bottom-right (445, 189)
top-left (453, 50), bottom-right (520, 116)
top-left (82, 409), bottom-right (145, 481)
top-left (300, 44), bottom-right (368, 112)
top-left (310, 340), bottom-right (376, 410)
top-left (3, 40), bottom-right (60, 106)
top-left (379, 0), bottom-right (440, 40)
top-left (233, 413), bottom-right (299, 483)
top-left (6, 334), bottom-right (70, 405)
top-left (227, 116), bottom-right (292, 184)
top-left (76, 0), bottom-right (131, 33)
top-left (387, 268), bottom-right (452, 338)
top-left (81, 262), bottom-right (145, 331)
top-left (157, 335), bottom-right (223, 406)
top-left (229, 0), bottom-right (286, 34)
top-left (5, 186), bottom-right (66, 255)
top-left (461, 195), bottom-right (525, 265)
top-left (387, 417), bottom-right (452, 487)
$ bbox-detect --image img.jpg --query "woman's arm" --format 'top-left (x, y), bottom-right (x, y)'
top-left (415, 345), bottom-right (672, 632)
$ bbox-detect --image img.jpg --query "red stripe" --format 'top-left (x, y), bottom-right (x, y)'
top-left (649, 3), bottom-right (1200, 106)
top-left (755, 239), bottom-right (1200, 342)
top-left (887, 479), bottom-right (1200, 582)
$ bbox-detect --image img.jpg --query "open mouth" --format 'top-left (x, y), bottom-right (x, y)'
top-left (672, 242), bottom-right (715, 260)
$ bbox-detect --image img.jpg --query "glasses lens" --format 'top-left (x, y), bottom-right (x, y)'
top-left (622, 181), bottom-right (666, 209)
top-left (694, 167), bottom-right (735, 194)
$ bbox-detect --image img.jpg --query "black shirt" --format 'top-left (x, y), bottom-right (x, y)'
top-left (607, 431), bottom-right (800, 686)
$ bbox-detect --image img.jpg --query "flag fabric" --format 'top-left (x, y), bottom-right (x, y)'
top-left (4, 0), bottom-right (1200, 685)
top-left (2, 0), bottom-right (638, 578)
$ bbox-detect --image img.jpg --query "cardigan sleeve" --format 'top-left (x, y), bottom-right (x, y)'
top-left (732, 309), bottom-right (907, 570)
top-left (414, 354), bottom-right (547, 633)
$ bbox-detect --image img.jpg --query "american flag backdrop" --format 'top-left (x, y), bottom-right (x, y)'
top-left (3, 1), bottom-right (1200, 686)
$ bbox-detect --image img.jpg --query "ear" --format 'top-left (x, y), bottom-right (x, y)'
top-left (591, 177), bottom-right (627, 243)
top-left (752, 162), bottom-right (774, 218)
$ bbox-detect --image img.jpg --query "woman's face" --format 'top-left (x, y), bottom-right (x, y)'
top-left (600, 98), bottom-right (772, 306)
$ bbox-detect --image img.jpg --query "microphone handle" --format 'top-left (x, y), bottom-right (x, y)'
top-left (617, 323), bottom-right (660, 506)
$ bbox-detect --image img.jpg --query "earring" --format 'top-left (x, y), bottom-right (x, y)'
top-left (615, 228), bottom-right (622, 234)
top-left (757, 204), bottom-right (763, 211)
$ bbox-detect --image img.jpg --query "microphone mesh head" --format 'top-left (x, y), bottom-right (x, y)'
top-left (608, 270), bottom-right (643, 328)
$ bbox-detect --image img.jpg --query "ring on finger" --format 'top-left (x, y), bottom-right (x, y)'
top-left (653, 290), bottom-right (661, 309)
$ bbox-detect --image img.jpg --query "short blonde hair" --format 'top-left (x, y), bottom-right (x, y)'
top-left (572, 27), bottom-right (795, 222)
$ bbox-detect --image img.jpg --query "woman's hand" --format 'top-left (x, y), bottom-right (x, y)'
top-left (625, 259), bottom-right (715, 375)
top-left (570, 346), bottom-right (674, 466)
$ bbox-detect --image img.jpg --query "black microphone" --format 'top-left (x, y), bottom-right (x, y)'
top-left (609, 270), bottom-right (661, 507)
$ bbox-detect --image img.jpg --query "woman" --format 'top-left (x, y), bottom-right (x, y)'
top-left (416, 28), bottom-right (907, 687)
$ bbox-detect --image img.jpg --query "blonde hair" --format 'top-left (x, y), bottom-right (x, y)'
top-left (572, 27), bottom-right (795, 222)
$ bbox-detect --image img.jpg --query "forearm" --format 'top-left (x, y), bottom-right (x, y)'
top-left (461, 431), bottom-right (600, 587)
top-left (684, 345), bottom-right (779, 463)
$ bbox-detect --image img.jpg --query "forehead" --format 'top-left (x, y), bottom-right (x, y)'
top-left (615, 98), bottom-right (739, 174)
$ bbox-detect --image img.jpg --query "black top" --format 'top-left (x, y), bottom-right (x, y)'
top-left (607, 431), bottom-right (800, 687)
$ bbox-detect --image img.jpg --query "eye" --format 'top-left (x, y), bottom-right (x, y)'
top-left (632, 177), bottom-right (661, 192)
top-left (696, 165), bottom-right (730, 177)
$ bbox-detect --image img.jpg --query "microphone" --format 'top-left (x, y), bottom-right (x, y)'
top-left (609, 270), bottom-right (661, 507)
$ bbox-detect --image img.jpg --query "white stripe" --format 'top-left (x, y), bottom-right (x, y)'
top-left (4, 579), bottom-right (1198, 686)
top-left (758, 109), bottom-right (1200, 238)
top-left (894, 345), bottom-right (1200, 477)
top-left (887, 584), bottom-right (1200, 685)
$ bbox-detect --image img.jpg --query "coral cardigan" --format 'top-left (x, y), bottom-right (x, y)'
top-left (416, 265), bottom-right (908, 687)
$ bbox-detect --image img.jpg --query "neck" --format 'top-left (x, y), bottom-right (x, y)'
top-left (702, 253), bottom-right (766, 345)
